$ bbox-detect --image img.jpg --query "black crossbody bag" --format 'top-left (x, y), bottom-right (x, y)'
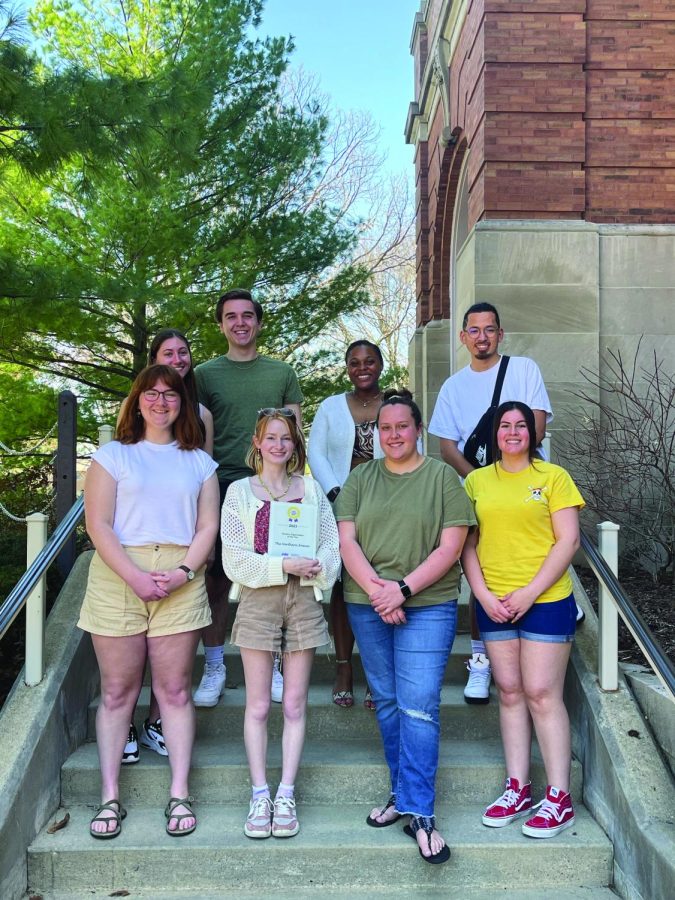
top-left (462, 355), bottom-right (510, 468)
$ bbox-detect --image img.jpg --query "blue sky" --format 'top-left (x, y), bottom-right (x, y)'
top-left (257, 0), bottom-right (417, 177)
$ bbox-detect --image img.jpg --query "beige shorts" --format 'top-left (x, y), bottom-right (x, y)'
top-left (78, 545), bottom-right (211, 639)
top-left (231, 577), bottom-right (330, 653)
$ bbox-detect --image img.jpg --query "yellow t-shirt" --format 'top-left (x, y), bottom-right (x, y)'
top-left (464, 461), bottom-right (585, 604)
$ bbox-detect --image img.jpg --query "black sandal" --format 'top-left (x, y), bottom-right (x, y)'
top-left (165, 796), bottom-right (196, 836)
top-left (366, 794), bottom-right (402, 828)
top-left (90, 799), bottom-right (126, 840)
top-left (404, 815), bottom-right (451, 864)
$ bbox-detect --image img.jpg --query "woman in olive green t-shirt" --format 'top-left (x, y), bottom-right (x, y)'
top-left (335, 389), bottom-right (475, 865)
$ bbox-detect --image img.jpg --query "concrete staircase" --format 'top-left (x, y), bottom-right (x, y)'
top-left (27, 613), bottom-right (616, 898)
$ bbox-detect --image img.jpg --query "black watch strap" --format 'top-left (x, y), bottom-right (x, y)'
top-left (327, 486), bottom-right (341, 502)
top-left (398, 579), bottom-right (412, 600)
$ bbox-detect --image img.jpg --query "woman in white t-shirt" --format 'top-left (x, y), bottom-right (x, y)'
top-left (79, 364), bottom-right (219, 840)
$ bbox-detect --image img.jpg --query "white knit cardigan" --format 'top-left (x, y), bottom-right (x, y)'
top-left (307, 393), bottom-right (383, 493)
top-left (221, 476), bottom-right (341, 602)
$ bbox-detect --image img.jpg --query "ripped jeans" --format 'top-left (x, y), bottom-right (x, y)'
top-left (346, 600), bottom-right (457, 818)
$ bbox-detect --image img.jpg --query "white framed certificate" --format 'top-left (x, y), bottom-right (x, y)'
top-left (268, 501), bottom-right (317, 558)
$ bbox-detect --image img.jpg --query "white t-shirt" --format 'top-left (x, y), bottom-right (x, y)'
top-left (92, 440), bottom-right (217, 546)
top-left (428, 356), bottom-right (552, 452)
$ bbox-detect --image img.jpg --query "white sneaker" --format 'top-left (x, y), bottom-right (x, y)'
top-left (271, 655), bottom-right (283, 703)
top-left (193, 662), bottom-right (226, 707)
top-left (463, 653), bottom-right (491, 705)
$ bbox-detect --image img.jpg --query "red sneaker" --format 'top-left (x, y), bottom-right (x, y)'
top-left (522, 785), bottom-right (575, 838)
top-left (482, 777), bottom-right (533, 827)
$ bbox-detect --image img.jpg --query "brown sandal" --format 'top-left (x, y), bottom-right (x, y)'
top-left (165, 796), bottom-right (196, 836)
top-left (90, 799), bottom-right (126, 839)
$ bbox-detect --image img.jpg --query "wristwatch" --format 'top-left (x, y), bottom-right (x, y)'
top-left (178, 565), bottom-right (195, 582)
top-left (398, 579), bottom-right (412, 600)
top-left (326, 486), bottom-right (341, 502)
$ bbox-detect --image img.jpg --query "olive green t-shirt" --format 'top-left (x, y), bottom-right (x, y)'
top-left (195, 355), bottom-right (303, 482)
top-left (334, 457), bottom-right (476, 606)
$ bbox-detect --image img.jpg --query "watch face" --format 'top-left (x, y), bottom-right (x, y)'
top-left (186, 570), bottom-right (195, 581)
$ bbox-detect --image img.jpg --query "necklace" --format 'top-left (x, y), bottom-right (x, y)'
top-left (258, 473), bottom-right (292, 501)
top-left (351, 390), bottom-right (382, 408)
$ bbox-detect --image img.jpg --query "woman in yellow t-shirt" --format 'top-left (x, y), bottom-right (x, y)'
top-left (462, 401), bottom-right (584, 840)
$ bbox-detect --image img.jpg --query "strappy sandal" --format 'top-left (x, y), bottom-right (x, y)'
top-left (90, 799), bottom-right (126, 840)
top-left (165, 796), bottom-right (196, 837)
top-left (332, 659), bottom-right (354, 707)
top-left (363, 686), bottom-right (376, 711)
top-left (366, 793), bottom-right (402, 828)
top-left (404, 815), bottom-right (451, 864)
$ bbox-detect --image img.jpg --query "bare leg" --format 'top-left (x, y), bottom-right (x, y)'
top-left (469, 592), bottom-right (481, 642)
top-left (331, 581), bottom-right (354, 695)
top-left (91, 633), bottom-right (147, 834)
top-left (279, 649), bottom-right (315, 786)
top-left (202, 571), bottom-right (230, 647)
top-left (240, 648), bottom-right (274, 786)
top-left (486, 638), bottom-right (532, 786)
top-left (148, 629), bottom-right (201, 832)
top-left (148, 686), bottom-right (160, 722)
top-left (521, 641), bottom-right (572, 791)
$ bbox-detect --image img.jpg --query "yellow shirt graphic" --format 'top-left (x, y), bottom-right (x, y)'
top-left (464, 462), bottom-right (585, 604)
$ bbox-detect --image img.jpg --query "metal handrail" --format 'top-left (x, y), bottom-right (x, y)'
top-left (0, 495), bottom-right (84, 641)
top-left (580, 530), bottom-right (675, 699)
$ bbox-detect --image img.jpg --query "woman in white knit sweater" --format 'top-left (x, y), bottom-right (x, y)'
top-left (222, 409), bottom-right (340, 840)
top-left (308, 340), bottom-right (384, 708)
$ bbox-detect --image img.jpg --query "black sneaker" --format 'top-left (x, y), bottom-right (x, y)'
top-left (122, 723), bottom-right (139, 764)
top-left (141, 717), bottom-right (168, 757)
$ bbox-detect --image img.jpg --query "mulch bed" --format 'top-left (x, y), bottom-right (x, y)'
top-left (576, 566), bottom-right (674, 666)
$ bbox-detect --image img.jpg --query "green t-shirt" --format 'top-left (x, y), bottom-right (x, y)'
top-left (334, 457), bottom-right (476, 606)
top-left (195, 354), bottom-right (303, 482)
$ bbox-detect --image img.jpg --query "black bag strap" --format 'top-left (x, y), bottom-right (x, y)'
top-left (489, 355), bottom-right (510, 409)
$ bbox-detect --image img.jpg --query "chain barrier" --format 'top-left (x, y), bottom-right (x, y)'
top-left (0, 492), bottom-right (56, 523)
top-left (0, 421), bottom-right (58, 456)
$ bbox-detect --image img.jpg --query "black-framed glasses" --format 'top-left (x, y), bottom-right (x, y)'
top-left (257, 407), bottom-right (296, 420)
top-left (143, 389), bottom-right (181, 403)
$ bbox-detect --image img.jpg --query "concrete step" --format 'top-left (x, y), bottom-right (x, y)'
top-left (33, 888), bottom-right (619, 899)
top-left (61, 736), bottom-right (584, 807)
top-left (88, 684), bottom-right (500, 742)
top-left (146, 632), bottom-right (476, 687)
top-left (27, 802), bottom-right (613, 894)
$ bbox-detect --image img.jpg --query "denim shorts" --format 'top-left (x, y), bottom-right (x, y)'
top-left (477, 593), bottom-right (577, 644)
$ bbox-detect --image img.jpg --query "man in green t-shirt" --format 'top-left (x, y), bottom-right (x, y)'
top-left (193, 289), bottom-right (303, 706)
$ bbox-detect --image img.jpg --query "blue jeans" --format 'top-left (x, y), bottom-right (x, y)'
top-left (346, 600), bottom-right (457, 818)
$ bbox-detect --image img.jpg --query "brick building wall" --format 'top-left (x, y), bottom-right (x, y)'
top-left (408, 0), bottom-right (675, 326)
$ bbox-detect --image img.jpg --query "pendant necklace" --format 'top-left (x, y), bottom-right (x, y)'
top-left (352, 390), bottom-right (382, 408)
top-left (258, 474), bottom-right (292, 501)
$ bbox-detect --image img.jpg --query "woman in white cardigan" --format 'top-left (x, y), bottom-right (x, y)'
top-left (308, 340), bottom-right (384, 708)
top-left (222, 409), bottom-right (340, 840)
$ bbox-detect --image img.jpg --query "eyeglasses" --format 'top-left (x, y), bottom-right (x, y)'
top-left (257, 407), bottom-right (296, 420)
top-left (142, 389), bottom-right (181, 403)
top-left (465, 326), bottom-right (499, 337)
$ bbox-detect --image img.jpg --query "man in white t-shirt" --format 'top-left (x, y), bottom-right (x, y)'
top-left (429, 302), bottom-right (553, 704)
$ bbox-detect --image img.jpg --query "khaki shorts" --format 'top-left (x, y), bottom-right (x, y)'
top-left (231, 577), bottom-right (330, 653)
top-left (78, 545), bottom-right (211, 638)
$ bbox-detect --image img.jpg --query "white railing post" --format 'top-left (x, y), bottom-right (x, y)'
top-left (25, 512), bottom-right (48, 686)
top-left (597, 521), bottom-right (620, 691)
top-left (98, 424), bottom-right (114, 446)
